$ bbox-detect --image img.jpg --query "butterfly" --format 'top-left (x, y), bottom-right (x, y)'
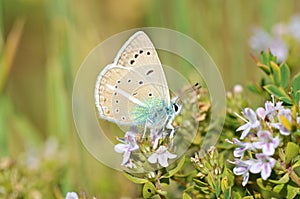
top-left (94, 31), bottom-right (184, 137)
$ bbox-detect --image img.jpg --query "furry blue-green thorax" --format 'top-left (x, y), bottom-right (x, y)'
top-left (131, 97), bottom-right (180, 128)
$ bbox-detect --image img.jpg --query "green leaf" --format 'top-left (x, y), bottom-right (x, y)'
top-left (295, 90), bottom-right (300, 105)
top-left (286, 184), bottom-right (300, 199)
top-left (280, 63), bottom-right (290, 89)
top-left (269, 173), bottom-right (290, 184)
top-left (273, 184), bottom-right (285, 193)
top-left (193, 178), bottom-right (208, 187)
top-left (247, 83), bottom-right (261, 94)
top-left (279, 96), bottom-right (293, 105)
top-left (182, 192), bottom-right (192, 199)
top-left (257, 178), bottom-right (268, 190)
top-left (292, 73), bottom-right (300, 101)
top-left (143, 182), bottom-right (157, 198)
top-left (270, 61), bottom-right (281, 87)
top-left (286, 142), bottom-right (299, 164)
top-left (162, 155), bottom-right (185, 178)
top-left (123, 172), bottom-right (149, 184)
top-left (292, 159), bottom-right (300, 169)
top-left (264, 84), bottom-right (291, 103)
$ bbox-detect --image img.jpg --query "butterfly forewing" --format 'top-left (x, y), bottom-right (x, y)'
top-left (95, 31), bottom-right (170, 126)
top-left (114, 31), bottom-right (170, 103)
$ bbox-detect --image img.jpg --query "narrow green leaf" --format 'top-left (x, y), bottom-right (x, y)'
top-left (247, 83), bottom-right (261, 94)
top-left (292, 73), bottom-right (300, 100)
top-left (182, 192), bottom-right (192, 199)
top-left (286, 142), bottom-right (299, 164)
top-left (0, 95), bottom-right (9, 156)
top-left (123, 172), bottom-right (149, 184)
top-left (269, 173), bottom-right (290, 184)
top-left (292, 159), bottom-right (300, 169)
top-left (264, 84), bottom-right (290, 100)
top-left (162, 155), bottom-right (185, 178)
top-left (270, 61), bottom-right (281, 87)
top-left (258, 63), bottom-right (271, 74)
top-left (143, 182), bottom-right (157, 199)
top-left (279, 96), bottom-right (293, 105)
top-left (193, 178), bottom-right (208, 186)
top-left (280, 63), bottom-right (290, 89)
top-left (257, 178), bottom-right (268, 190)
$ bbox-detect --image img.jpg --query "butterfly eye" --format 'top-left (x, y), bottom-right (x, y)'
top-left (173, 103), bottom-right (180, 113)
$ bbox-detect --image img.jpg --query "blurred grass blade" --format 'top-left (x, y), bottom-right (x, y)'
top-left (0, 19), bottom-right (25, 93)
top-left (0, 94), bottom-right (10, 156)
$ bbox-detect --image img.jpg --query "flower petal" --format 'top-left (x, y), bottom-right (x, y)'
top-left (148, 153), bottom-right (158, 164)
top-left (233, 166), bottom-right (248, 175)
top-left (158, 153), bottom-right (169, 167)
top-left (262, 143), bottom-right (275, 156)
top-left (121, 151), bottom-right (131, 165)
top-left (114, 144), bottom-right (128, 153)
top-left (242, 172), bottom-right (249, 186)
top-left (250, 162), bottom-right (263, 174)
top-left (261, 163), bottom-right (272, 180)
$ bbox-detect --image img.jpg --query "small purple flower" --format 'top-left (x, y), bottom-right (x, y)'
top-left (250, 153), bottom-right (276, 180)
top-left (236, 108), bottom-right (260, 139)
top-left (114, 131), bottom-right (139, 165)
top-left (256, 95), bottom-right (283, 122)
top-left (150, 128), bottom-right (167, 149)
top-left (249, 28), bottom-right (288, 62)
top-left (229, 159), bottom-right (255, 186)
top-left (249, 28), bottom-right (271, 51)
top-left (228, 138), bottom-right (255, 158)
top-left (253, 130), bottom-right (280, 156)
top-left (148, 146), bottom-right (177, 167)
top-left (269, 38), bottom-right (288, 63)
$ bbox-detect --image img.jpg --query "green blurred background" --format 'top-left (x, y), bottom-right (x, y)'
top-left (0, 0), bottom-right (299, 198)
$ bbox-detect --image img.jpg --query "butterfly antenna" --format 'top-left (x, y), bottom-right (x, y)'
top-left (175, 82), bottom-right (201, 103)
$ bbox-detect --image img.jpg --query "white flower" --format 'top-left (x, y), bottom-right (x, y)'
top-left (65, 192), bottom-right (79, 199)
top-left (250, 153), bottom-right (276, 180)
top-left (253, 130), bottom-right (280, 156)
top-left (229, 138), bottom-right (255, 158)
top-left (249, 28), bottom-right (288, 62)
top-left (114, 131), bottom-right (139, 165)
top-left (256, 95), bottom-right (283, 122)
top-left (236, 108), bottom-right (260, 139)
top-left (148, 146), bottom-right (177, 167)
top-left (229, 159), bottom-right (255, 186)
top-left (233, 84), bottom-right (243, 94)
top-left (269, 38), bottom-right (288, 63)
top-left (249, 28), bottom-right (272, 51)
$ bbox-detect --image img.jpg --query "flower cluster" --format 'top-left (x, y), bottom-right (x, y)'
top-left (249, 14), bottom-right (300, 62)
top-left (114, 127), bottom-right (177, 169)
top-left (227, 95), bottom-right (300, 186)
